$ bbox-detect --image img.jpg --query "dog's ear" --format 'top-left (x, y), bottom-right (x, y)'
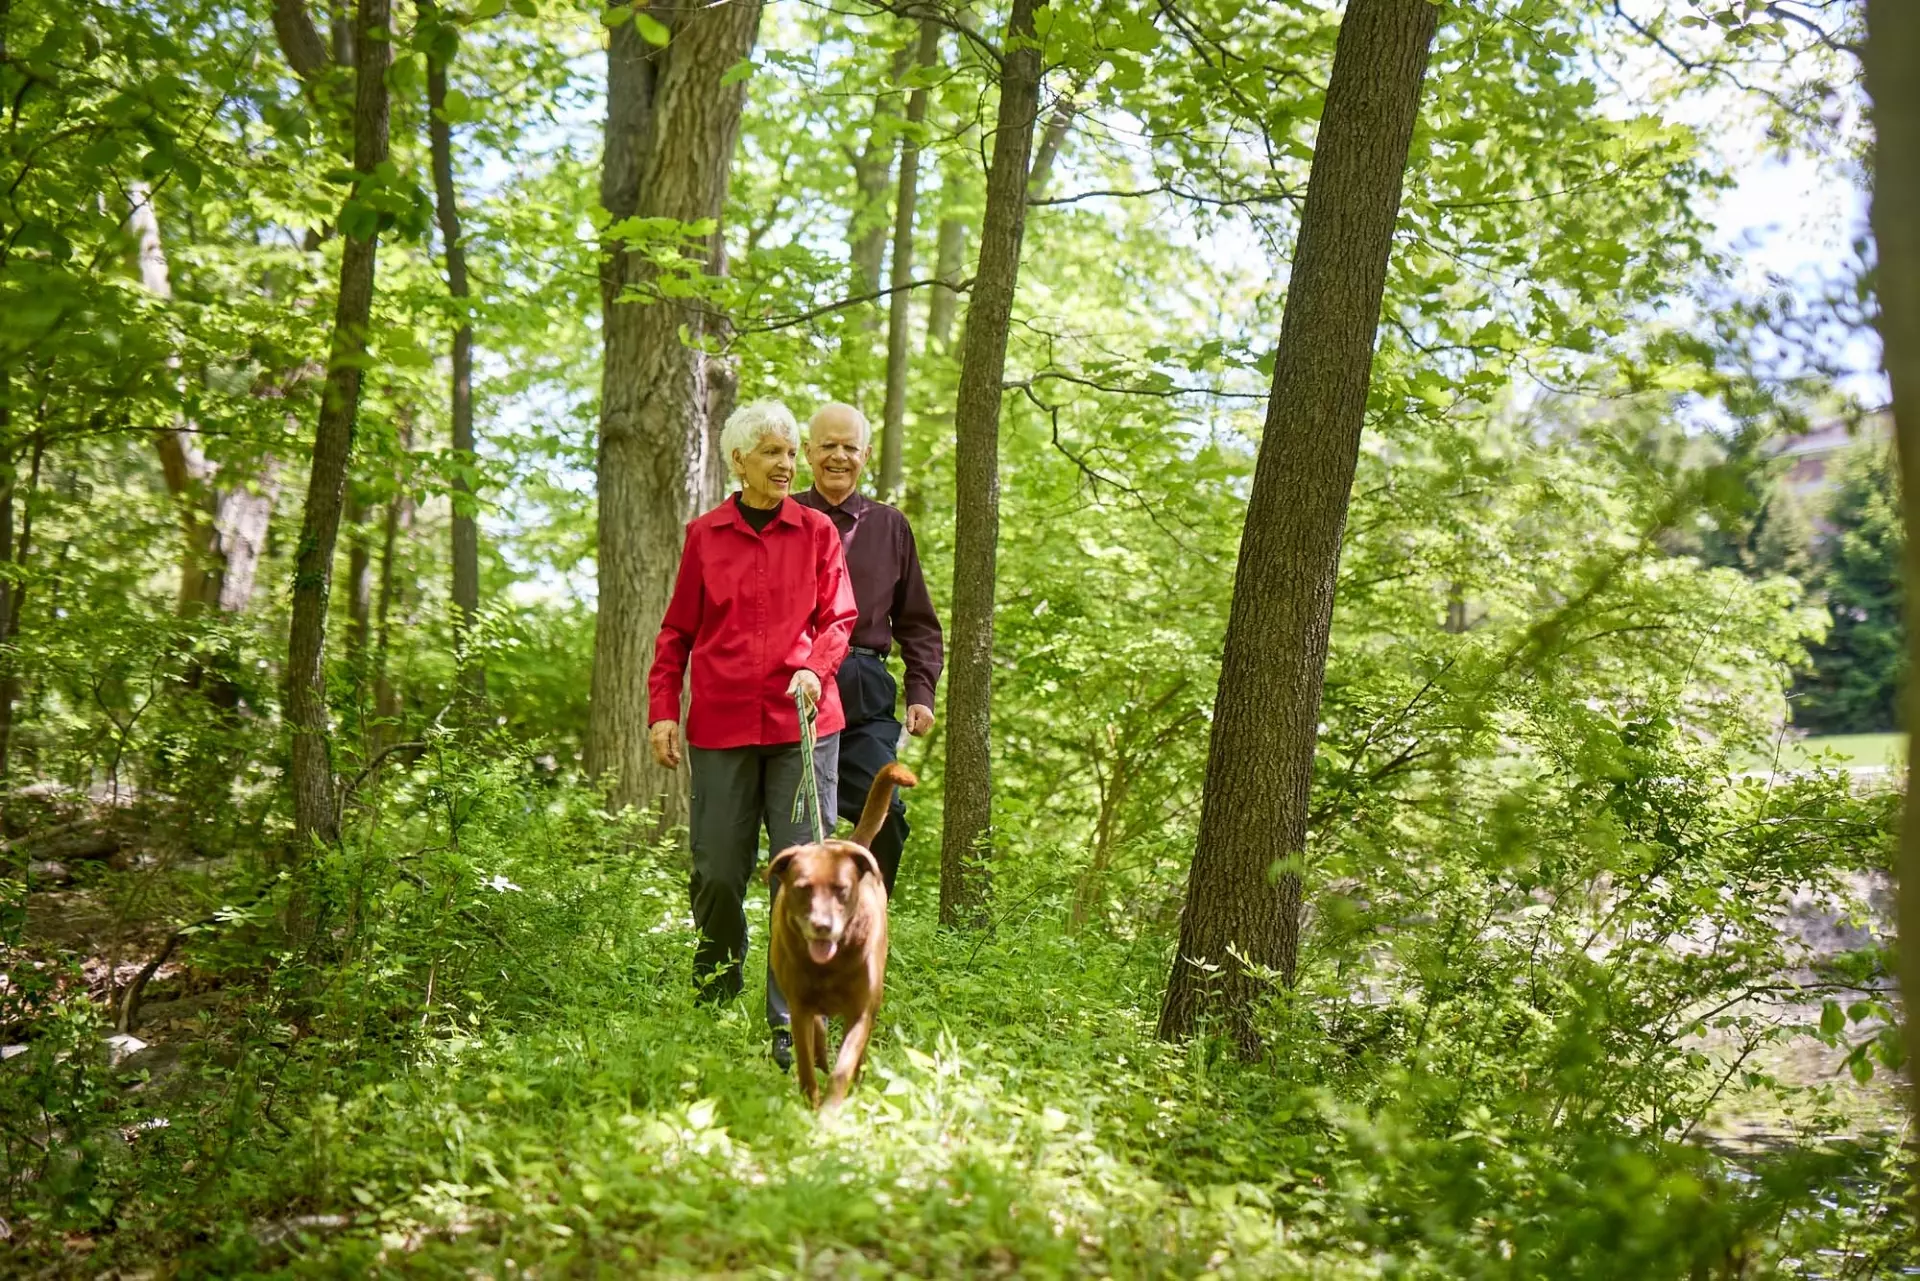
top-left (767, 847), bottom-right (800, 886)
top-left (848, 846), bottom-right (882, 881)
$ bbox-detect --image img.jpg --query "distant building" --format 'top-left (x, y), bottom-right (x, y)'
top-left (1776, 413), bottom-right (1892, 507)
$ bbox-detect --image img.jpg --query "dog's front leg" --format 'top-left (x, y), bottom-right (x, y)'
top-left (791, 1008), bottom-right (822, 1108)
top-left (822, 1011), bottom-right (874, 1115)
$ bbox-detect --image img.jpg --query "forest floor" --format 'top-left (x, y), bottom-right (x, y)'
top-left (3, 786), bottom-right (1906, 1278)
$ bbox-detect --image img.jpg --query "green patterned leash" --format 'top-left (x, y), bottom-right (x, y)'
top-left (791, 687), bottom-right (826, 844)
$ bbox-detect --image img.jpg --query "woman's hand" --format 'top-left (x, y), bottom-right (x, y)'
top-left (648, 719), bottom-right (682, 768)
top-left (787, 668), bottom-right (822, 710)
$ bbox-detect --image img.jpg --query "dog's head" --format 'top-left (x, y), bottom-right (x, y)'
top-left (767, 840), bottom-right (882, 964)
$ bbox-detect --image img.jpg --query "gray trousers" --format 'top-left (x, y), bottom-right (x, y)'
top-left (688, 734), bottom-right (839, 1028)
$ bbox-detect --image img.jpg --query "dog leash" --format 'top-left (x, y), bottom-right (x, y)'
top-left (791, 687), bottom-right (826, 844)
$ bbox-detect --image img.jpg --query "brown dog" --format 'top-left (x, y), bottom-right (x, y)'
top-left (766, 761), bottom-right (916, 1113)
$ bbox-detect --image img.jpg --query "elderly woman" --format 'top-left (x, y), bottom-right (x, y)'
top-left (647, 400), bottom-right (857, 1070)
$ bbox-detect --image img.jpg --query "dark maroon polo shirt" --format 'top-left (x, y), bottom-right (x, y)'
top-left (792, 487), bottom-right (944, 710)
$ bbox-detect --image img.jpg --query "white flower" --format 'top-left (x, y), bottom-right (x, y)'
top-left (484, 875), bottom-right (523, 893)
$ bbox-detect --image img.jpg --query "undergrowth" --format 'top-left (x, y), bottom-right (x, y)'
top-left (2, 738), bottom-right (1908, 1279)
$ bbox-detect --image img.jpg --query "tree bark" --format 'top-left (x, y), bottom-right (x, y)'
top-left (0, 428), bottom-right (41, 795)
top-left (423, 0), bottom-right (483, 707)
top-left (586, 2), bottom-right (763, 824)
top-left (1864, 0), bottom-right (1920, 1160)
top-left (1025, 91), bottom-right (1076, 200)
top-left (344, 485), bottom-right (374, 670)
top-left (372, 415), bottom-right (414, 742)
top-left (926, 128), bottom-right (977, 357)
top-left (927, 212), bottom-right (969, 354)
top-left (1157, 0), bottom-right (1437, 1053)
top-left (702, 222), bottom-right (738, 513)
top-left (848, 40), bottom-right (915, 307)
top-left (128, 187), bottom-right (279, 624)
top-left (879, 18), bottom-right (940, 502)
top-left (285, 0), bottom-right (391, 854)
top-left (938, 0), bottom-right (1046, 928)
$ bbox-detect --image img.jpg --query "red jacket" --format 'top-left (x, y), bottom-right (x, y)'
top-left (648, 497), bottom-right (858, 749)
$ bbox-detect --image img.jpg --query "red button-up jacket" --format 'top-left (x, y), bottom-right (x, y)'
top-left (647, 497), bottom-right (858, 749)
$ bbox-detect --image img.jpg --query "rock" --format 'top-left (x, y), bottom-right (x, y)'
top-left (1, 1045), bottom-right (26, 1062)
top-left (105, 1034), bottom-right (148, 1066)
top-left (28, 860), bottom-right (72, 885)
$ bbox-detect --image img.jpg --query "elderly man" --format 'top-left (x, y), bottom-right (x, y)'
top-left (648, 400), bottom-right (856, 1070)
top-left (793, 403), bottom-right (943, 894)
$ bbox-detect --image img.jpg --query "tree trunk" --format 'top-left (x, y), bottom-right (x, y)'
top-left (1025, 91), bottom-right (1077, 200)
top-left (345, 487), bottom-right (375, 670)
top-left (878, 18), bottom-right (939, 502)
top-left (372, 419), bottom-right (414, 742)
top-left (0, 426), bottom-right (39, 796)
top-left (702, 222), bottom-right (738, 513)
top-left (848, 40), bottom-right (915, 306)
top-left (285, 0), bottom-right (391, 855)
top-left (926, 130), bottom-right (977, 356)
top-left (586, 2), bottom-right (763, 825)
top-left (424, 0), bottom-right (483, 708)
top-left (128, 187), bottom-right (279, 625)
top-left (1864, 0), bottom-right (1920, 1161)
top-left (938, 0), bottom-right (1046, 928)
top-left (1157, 0), bottom-right (1437, 1053)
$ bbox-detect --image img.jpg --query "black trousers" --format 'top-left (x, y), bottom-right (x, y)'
top-left (834, 651), bottom-right (910, 895)
top-left (687, 735), bottom-right (839, 1029)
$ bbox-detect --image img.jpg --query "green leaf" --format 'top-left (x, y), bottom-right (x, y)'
top-left (1819, 1000), bottom-right (1844, 1036)
top-left (471, 0), bottom-right (505, 19)
top-left (338, 199), bottom-right (380, 242)
top-left (1848, 1052), bottom-right (1874, 1085)
top-left (634, 12), bottom-right (669, 45)
top-left (510, 0), bottom-right (537, 15)
top-left (600, 4), bottom-right (632, 25)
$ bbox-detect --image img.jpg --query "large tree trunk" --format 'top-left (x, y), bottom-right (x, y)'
top-left (285, 0), bottom-right (391, 854)
top-left (1864, 0), bottom-right (1920, 1155)
top-left (938, 0), bottom-right (1046, 928)
top-left (1157, 0), bottom-right (1437, 1053)
top-left (878, 18), bottom-right (940, 502)
top-left (586, 2), bottom-right (763, 824)
top-left (423, 0), bottom-right (483, 707)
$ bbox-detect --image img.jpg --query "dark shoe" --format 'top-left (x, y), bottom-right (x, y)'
top-left (770, 1027), bottom-right (793, 1073)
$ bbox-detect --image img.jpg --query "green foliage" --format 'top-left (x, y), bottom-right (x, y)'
top-left (0, 0), bottom-right (1904, 1274)
top-left (1796, 442), bottom-right (1905, 733)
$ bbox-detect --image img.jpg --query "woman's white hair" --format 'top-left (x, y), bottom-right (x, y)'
top-left (721, 400), bottom-right (799, 480)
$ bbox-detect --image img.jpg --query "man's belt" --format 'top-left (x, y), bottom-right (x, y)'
top-left (848, 645), bottom-right (888, 659)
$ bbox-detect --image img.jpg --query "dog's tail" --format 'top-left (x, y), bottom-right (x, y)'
top-left (851, 762), bottom-right (916, 850)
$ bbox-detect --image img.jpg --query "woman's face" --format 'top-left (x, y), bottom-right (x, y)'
top-left (735, 431), bottom-right (796, 507)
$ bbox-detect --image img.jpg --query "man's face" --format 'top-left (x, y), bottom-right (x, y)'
top-left (806, 413), bottom-right (869, 496)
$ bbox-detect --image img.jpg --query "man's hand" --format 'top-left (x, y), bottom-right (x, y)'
top-left (788, 668), bottom-right (822, 709)
top-left (648, 719), bottom-right (682, 769)
top-left (906, 704), bottom-right (935, 737)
